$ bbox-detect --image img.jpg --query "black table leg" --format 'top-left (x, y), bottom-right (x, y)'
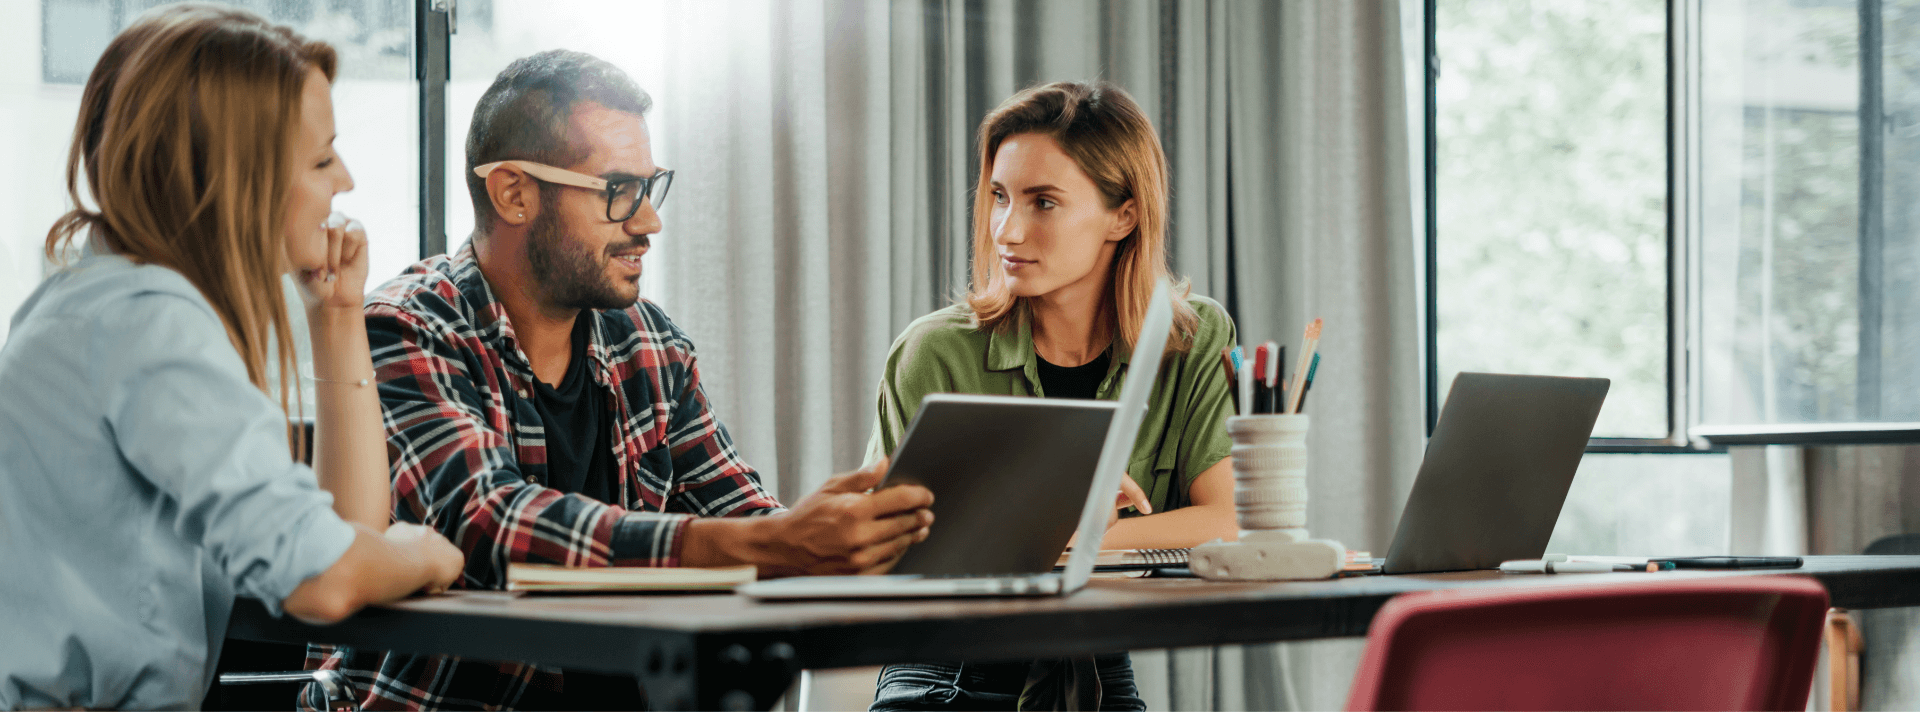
top-left (634, 634), bottom-right (798, 711)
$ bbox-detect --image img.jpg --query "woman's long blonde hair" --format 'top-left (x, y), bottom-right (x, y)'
top-left (966, 81), bottom-right (1198, 355)
top-left (45, 3), bottom-right (335, 454)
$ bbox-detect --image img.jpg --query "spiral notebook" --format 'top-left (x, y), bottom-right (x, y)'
top-left (1055, 548), bottom-right (1191, 572)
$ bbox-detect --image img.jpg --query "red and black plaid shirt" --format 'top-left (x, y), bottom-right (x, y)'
top-left (305, 244), bottom-right (781, 710)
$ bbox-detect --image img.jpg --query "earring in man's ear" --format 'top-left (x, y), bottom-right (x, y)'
top-left (518, 213), bottom-right (525, 219)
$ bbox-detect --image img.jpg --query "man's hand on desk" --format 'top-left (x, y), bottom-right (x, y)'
top-left (681, 457), bottom-right (935, 577)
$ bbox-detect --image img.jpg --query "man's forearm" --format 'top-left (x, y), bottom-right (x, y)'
top-left (681, 516), bottom-right (803, 577)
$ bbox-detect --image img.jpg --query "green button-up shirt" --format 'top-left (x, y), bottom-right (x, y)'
top-left (865, 295), bottom-right (1237, 513)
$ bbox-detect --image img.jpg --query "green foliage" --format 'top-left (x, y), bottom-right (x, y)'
top-left (1435, 0), bottom-right (1669, 438)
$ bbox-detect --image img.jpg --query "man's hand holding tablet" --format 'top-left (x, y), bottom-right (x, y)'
top-left (683, 457), bottom-right (935, 577)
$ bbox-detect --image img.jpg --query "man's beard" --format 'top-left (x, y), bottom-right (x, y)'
top-left (525, 207), bottom-right (643, 311)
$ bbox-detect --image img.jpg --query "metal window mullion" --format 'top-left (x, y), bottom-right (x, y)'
top-left (1661, 0), bottom-right (1685, 448)
top-left (1858, 0), bottom-right (1885, 421)
top-left (1672, 0), bottom-right (1708, 449)
top-left (416, 0), bottom-right (451, 259)
top-left (1683, 0), bottom-right (1708, 448)
top-left (1423, 0), bottom-right (1439, 437)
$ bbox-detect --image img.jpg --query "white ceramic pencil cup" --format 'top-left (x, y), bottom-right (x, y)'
top-left (1189, 414), bottom-right (1346, 581)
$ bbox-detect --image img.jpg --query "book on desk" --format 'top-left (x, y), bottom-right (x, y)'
top-left (506, 563), bottom-right (757, 593)
top-left (1055, 548), bottom-right (1378, 574)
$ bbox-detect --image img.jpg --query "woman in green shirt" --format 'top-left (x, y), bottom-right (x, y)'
top-left (867, 81), bottom-right (1237, 711)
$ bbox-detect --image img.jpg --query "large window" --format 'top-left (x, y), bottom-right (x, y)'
top-left (1694, 0), bottom-right (1920, 429)
top-left (1433, 0), bottom-right (1671, 442)
top-left (1432, 0), bottom-right (1920, 447)
top-left (443, 0), bottom-right (677, 306)
top-left (9, 0), bottom-right (421, 343)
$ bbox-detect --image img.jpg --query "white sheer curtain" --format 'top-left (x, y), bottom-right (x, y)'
top-left (1740, 444), bottom-right (1920, 711)
top-left (641, 1), bottom-right (1423, 708)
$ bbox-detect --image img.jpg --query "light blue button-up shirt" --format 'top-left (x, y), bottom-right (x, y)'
top-left (0, 248), bottom-right (356, 710)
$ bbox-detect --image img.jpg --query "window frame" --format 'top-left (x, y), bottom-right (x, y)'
top-left (1422, 0), bottom-right (1704, 453)
top-left (418, 0), bottom-right (452, 259)
top-left (36, 0), bottom-right (449, 262)
top-left (1423, 0), bottom-right (1919, 451)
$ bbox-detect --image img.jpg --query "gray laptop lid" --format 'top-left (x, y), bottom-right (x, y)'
top-left (1382, 372), bottom-right (1609, 574)
top-left (1062, 278), bottom-right (1175, 590)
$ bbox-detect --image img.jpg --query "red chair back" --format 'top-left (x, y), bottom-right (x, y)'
top-left (1345, 575), bottom-right (1829, 711)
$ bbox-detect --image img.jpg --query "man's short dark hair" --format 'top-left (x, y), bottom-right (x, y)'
top-left (465, 49), bottom-right (652, 233)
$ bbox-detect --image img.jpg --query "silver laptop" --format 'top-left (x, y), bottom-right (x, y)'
top-left (1381, 372), bottom-right (1610, 574)
top-left (741, 278), bottom-right (1175, 599)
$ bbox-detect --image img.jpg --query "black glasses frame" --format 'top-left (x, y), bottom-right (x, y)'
top-left (601, 170), bottom-right (675, 222)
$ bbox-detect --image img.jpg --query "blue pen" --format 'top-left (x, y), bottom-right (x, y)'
top-left (1230, 347), bottom-right (1251, 416)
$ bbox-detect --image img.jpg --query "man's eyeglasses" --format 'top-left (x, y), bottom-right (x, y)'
top-left (473, 160), bottom-right (674, 222)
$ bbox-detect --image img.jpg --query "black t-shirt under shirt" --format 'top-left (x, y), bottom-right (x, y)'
top-left (529, 315), bottom-right (617, 505)
top-left (524, 315), bottom-right (643, 710)
top-left (1035, 348), bottom-right (1112, 400)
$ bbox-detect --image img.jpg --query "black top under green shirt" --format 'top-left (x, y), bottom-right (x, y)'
top-left (1035, 349), bottom-right (1112, 400)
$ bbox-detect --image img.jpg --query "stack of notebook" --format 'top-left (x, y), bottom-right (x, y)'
top-left (1057, 548), bottom-right (1378, 574)
top-left (1067, 548), bottom-right (1193, 572)
top-left (505, 563), bottom-right (757, 593)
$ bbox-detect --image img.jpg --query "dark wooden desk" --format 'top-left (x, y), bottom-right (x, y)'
top-left (229, 555), bottom-right (1920, 710)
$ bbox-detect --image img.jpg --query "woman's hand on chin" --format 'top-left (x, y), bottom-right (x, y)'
top-left (295, 212), bottom-right (370, 313)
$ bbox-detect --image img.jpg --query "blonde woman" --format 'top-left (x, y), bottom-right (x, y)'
top-left (866, 81), bottom-right (1238, 711)
top-left (0, 5), bottom-right (461, 709)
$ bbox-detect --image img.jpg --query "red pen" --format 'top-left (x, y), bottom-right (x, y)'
top-left (1252, 344), bottom-right (1272, 414)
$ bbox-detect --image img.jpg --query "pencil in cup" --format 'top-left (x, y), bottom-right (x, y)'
top-left (1296, 353), bottom-right (1320, 413)
top-left (1285, 319), bottom-right (1321, 414)
top-left (1220, 347), bottom-right (1239, 415)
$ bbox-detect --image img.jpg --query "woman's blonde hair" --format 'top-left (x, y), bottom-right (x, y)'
top-left (965, 80), bottom-right (1198, 355)
top-left (45, 3), bottom-right (336, 455)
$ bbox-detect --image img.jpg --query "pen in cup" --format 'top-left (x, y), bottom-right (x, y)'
top-left (1234, 346), bottom-right (1252, 416)
top-left (1296, 353), bottom-right (1320, 414)
top-left (1220, 347), bottom-right (1240, 415)
top-left (1257, 341), bottom-right (1280, 414)
top-left (1252, 343), bottom-right (1273, 415)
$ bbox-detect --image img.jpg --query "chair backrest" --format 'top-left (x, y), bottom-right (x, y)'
top-left (1864, 533), bottom-right (1920, 555)
top-left (1345, 576), bottom-right (1829, 711)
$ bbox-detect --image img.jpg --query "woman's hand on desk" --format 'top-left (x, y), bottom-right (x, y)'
top-left (1068, 474), bottom-right (1152, 549)
top-left (681, 457), bottom-right (936, 577)
top-left (284, 523), bottom-right (466, 625)
top-left (384, 523), bottom-right (465, 594)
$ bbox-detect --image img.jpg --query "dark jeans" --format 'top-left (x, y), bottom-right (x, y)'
top-left (870, 654), bottom-right (1143, 711)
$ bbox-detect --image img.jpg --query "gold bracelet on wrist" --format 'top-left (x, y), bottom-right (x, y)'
top-left (303, 374), bottom-right (372, 387)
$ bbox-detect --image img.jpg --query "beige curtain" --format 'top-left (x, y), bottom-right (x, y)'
top-left (646, 1), bottom-right (1423, 708)
top-left (1773, 446), bottom-right (1920, 711)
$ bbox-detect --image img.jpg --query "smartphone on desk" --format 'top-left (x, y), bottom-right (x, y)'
top-left (1651, 556), bottom-right (1803, 569)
